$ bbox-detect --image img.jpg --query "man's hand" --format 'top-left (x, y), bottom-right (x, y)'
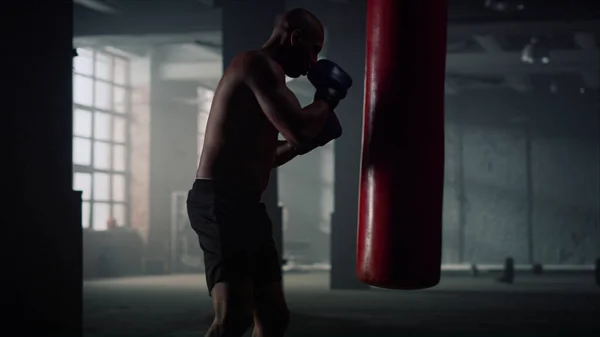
top-left (307, 59), bottom-right (353, 110)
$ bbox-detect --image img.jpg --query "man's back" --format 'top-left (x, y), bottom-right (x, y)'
top-left (196, 51), bottom-right (288, 192)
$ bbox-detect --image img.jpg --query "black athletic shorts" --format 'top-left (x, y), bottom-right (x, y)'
top-left (186, 179), bottom-right (282, 296)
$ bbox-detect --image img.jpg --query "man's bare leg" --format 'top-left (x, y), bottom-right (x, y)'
top-left (205, 281), bottom-right (254, 337)
top-left (251, 281), bottom-right (290, 337)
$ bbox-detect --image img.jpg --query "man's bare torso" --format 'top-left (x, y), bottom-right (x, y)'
top-left (196, 51), bottom-right (300, 193)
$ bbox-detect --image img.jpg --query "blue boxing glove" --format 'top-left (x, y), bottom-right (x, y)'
top-left (307, 59), bottom-right (353, 110)
top-left (296, 111), bottom-right (342, 155)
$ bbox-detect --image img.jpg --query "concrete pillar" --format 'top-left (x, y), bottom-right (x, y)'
top-left (222, 0), bottom-right (285, 263)
top-left (130, 55), bottom-right (152, 244)
top-left (10, 1), bottom-right (82, 335)
top-left (324, 3), bottom-right (370, 290)
top-left (147, 48), bottom-right (199, 272)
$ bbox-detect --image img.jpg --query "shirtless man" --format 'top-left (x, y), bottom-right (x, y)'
top-left (186, 8), bottom-right (352, 337)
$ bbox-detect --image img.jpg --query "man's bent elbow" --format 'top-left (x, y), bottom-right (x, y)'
top-left (282, 130), bottom-right (312, 150)
top-left (284, 133), bottom-right (317, 156)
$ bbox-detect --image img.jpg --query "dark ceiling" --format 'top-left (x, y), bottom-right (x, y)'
top-left (73, 0), bottom-right (599, 94)
top-left (74, 0), bottom-right (600, 37)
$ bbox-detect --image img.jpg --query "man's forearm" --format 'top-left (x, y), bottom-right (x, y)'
top-left (284, 101), bottom-right (330, 149)
top-left (272, 140), bottom-right (300, 168)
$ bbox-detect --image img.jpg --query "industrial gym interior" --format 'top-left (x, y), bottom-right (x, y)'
top-left (12, 0), bottom-right (600, 336)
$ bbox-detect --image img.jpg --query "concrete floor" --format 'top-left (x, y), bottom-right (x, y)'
top-left (84, 271), bottom-right (600, 337)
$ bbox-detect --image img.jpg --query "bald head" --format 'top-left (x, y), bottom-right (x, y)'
top-left (275, 8), bottom-right (324, 41)
top-left (264, 8), bottom-right (324, 78)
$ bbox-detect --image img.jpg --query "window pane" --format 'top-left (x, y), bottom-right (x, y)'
top-left (113, 145), bottom-right (126, 171)
top-left (81, 201), bottom-right (91, 228)
top-left (73, 172), bottom-right (92, 200)
top-left (113, 116), bottom-right (127, 143)
top-left (113, 204), bottom-right (126, 227)
top-left (112, 174), bottom-right (126, 202)
top-left (93, 202), bottom-right (110, 230)
top-left (94, 111), bottom-right (111, 141)
top-left (73, 74), bottom-right (93, 106)
top-left (113, 86), bottom-right (127, 113)
top-left (93, 173), bottom-right (110, 200)
top-left (95, 52), bottom-right (112, 81)
top-left (95, 81), bottom-right (112, 110)
top-left (74, 49), bottom-right (93, 76)
top-left (73, 137), bottom-right (91, 165)
top-left (93, 141), bottom-right (111, 170)
top-left (73, 108), bottom-right (92, 137)
top-left (114, 58), bottom-right (127, 85)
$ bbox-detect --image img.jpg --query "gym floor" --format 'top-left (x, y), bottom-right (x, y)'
top-left (84, 271), bottom-right (600, 337)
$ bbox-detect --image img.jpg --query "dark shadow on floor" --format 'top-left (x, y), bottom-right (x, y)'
top-left (286, 312), bottom-right (401, 337)
top-left (83, 273), bottom-right (600, 337)
top-left (164, 310), bottom-right (600, 337)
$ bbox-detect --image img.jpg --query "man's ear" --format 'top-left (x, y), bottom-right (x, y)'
top-left (290, 29), bottom-right (303, 46)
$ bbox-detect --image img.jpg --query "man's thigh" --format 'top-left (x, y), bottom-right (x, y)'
top-left (254, 238), bottom-right (283, 286)
top-left (187, 191), bottom-right (255, 294)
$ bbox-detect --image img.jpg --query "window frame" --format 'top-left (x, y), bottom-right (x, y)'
top-left (72, 48), bottom-right (132, 230)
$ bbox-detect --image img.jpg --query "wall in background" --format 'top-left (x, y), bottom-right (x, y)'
top-left (443, 88), bottom-right (600, 265)
top-left (147, 47), bottom-right (199, 268)
top-left (278, 88), bottom-right (599, 266)
top-left (83, 228), bottom-right (144, 279)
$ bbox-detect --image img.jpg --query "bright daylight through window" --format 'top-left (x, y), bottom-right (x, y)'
top-left (72, 48), bottom-right (131, 230)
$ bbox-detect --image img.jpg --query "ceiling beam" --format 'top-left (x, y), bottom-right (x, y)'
top-left (159, 49), bottom-right (598, 90)
top-left (74, 32), bottom-right (221, 48)
top-left (574, 32), bottom-right (597, 49)
top-left (197, 0), bottom-right (222, 7)
top-left (445, 78), bottom-right (460, 95)
top-left (448, 20), bottom-right (600, 39)
top-left (74, 0), bottom-right (120, 14)
top-left (574, 33), bottom-right (599, 88)
top-left (473, 34), bottom-right (533, 93)
top-left (472, 34), bottom-right (504, 53)
top-left (160, 62), bottom-right (223, 82)
top-left (446, 50), bottom-right (599, 76)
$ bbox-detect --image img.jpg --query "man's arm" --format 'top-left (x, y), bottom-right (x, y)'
top-left (244, 53), bottom-right (330, 150)
top-left (272, 140), bottom-right (298, 168)
top-left (272, 109), bottom-right (343, 168)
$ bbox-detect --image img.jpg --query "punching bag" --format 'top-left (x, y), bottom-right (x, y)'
top-left (356, 0), bottom-right (447, 289)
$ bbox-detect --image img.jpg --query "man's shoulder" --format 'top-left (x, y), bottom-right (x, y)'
top-left (233, 50), bottom-right (269, 65)
top-left (231, 50), bottom-right (283, 78)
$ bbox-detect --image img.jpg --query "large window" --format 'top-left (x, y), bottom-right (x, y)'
top-left (72, 48), bottom-right (131, 230)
